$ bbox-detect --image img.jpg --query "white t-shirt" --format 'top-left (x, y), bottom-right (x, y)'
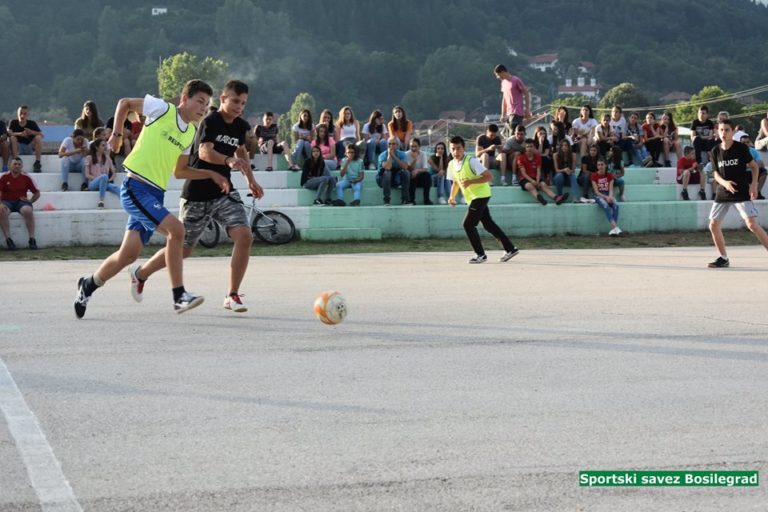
top-left (406, 150), bottom-right (427, 171)
top-left (609, 116), bottom-right (628, 137)
top-left (362, 122), bottom-right (388, 142)
top-left (292, 122), bottom-right (312, 140)
top-left (447, 156), bottom-right (485, 181)
top-left (572, 118), bottom-right (598, 138)
top-left (142, 94), bottom-right (192, 155)
top-left (59, 136), bottom-right (88, 163)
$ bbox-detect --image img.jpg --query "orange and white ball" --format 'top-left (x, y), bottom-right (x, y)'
top-left (313, 291), bottom-right (348, 325)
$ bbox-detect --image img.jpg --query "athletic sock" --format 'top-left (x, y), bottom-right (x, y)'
top-left (720, 255), bottom-right (729, 261)
top-left (82, 276), bottom-right (100, 296)
top-left (172, 286), bottom-right (186, 302)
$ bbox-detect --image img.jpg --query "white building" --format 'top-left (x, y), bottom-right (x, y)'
top-left (528, 53), bottom-right (559, 72)
top-left (557, 77), bottom-right (601, 99)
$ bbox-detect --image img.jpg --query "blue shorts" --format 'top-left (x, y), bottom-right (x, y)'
top-left (2, 199), bottom-right (32, 213)
top-left (120, 177), bottom-right (170, 245)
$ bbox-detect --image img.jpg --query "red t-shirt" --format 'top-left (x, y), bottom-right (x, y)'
top-left (642, 122), bottom-right (659, 139)
top-left (676, 156), bottom-right (698, 177)
top-left (0, 172), bottom-right (38, 201)
top-left (590, 172), bottom-right (614, 195)
top-left (516, 152), bottom-right (541, 180)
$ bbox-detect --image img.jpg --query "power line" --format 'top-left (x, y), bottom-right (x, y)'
top-left (538, 83), bottom-right (768, 115)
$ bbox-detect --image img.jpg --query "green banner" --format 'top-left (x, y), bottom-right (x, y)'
top-left (579, 471), bottom-right (759, 487)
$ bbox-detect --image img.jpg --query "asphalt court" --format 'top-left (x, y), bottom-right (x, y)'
top-left (0, 246), bottom-right (766, 511)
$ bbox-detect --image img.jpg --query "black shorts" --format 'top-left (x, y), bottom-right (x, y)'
top-left (259, 141), bottom-right (284, 154)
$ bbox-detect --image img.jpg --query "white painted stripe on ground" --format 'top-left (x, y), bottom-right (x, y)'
top-left (0, 357), bottom-right (83, 512)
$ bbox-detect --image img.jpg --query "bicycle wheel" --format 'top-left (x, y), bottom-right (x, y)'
top-left (198, 219), bottom-right (220, 248)
top-left (252, 210), bottom-right (295, 244)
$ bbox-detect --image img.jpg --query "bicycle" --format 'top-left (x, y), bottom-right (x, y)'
top-left (198, 193), bottom-right (296, 248)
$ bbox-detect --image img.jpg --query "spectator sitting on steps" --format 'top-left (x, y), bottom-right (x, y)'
top-left (406, 138), bottom-right (432, 205)
top-left (739, 133), bottom-right (767, 200)
top-left (501, 124), bottom-right (527, 186)
top-left (516, 138), bottom-right (566, 205)
top-left (9, 105), bottom-right (43, 172)
top-left (0, 118), bottom-right (10, 172)
top-left (301, 145), bottom-right (337, 206)
top-left (85, 139), bottom-right (119, 208)
top-left (677, 146), bottom-right (706, 201)
top-left (255, 111), bottom-right (300, 171)
top-left (74, 100), bottom-right (103, 140)
top-left (377, 137), bottom-right (411, 205)
top-left (475, 124), bottom-right (506, 185)
top-left (0, 157), bottom-right (40, 250)
top-left (58, 128), bottom-right (90, 191)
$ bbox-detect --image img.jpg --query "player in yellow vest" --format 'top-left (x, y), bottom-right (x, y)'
top-left (74, 80), bottom-right (230, 318)
top-left (448, 135), bottom-right (519, 263)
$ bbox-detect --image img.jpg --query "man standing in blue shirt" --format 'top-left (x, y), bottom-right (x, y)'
top-left (377, 137), bottom-right (411, 205)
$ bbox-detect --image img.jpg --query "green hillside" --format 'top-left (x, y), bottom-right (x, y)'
top-left (3, 0), bottom-right (767, 121)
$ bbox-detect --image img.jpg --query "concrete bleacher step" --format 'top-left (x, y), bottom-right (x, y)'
top-left (299, 227), bottom-right (382, 241)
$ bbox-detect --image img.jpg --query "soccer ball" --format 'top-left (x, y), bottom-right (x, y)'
top-left (313, 291), bottom-right (348, 325)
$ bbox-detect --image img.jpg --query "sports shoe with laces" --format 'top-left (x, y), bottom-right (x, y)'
top-left (681, 189), bottom-right (689, 200)
top-left (698, 189), bottom-right (707, 200)
top-left (28, 238), bottom-right (37, 250)
top-left (468, 254), bottom-right (488, 264)
top-left (708, 256), bottom-right (729, 268)
top-left (499, 248), bottom-right (520, 262)
top-left (6, 237), bottom-right (16, 250)
top-left (33, 161), bottom-right (41, 173)
top-left (74, 277), bottom-right (90, 318)
top-left (223, 293), bottom-right (248, 312)
top-left (174, 291), bottom-right (204, 313)
top-left (129, 263), bottom-right (145, 303)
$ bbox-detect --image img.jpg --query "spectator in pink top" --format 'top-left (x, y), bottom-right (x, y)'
top-left (311, 124), bottom-right (337, 170)
top-left (494, 64), bottom-right (530, 132)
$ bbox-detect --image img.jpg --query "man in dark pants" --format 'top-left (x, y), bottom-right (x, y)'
top-left (447, 135), bottom-right (519, 264)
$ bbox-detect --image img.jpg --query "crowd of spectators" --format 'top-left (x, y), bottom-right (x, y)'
top-left (3, 94), bottom-right (768, 248)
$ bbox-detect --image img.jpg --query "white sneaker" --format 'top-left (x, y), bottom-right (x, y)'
top-left (608, 227), bottom-right (622, 236)
top-left (223, 294), bottom-right (248, 313)
top-left (510, 176), bottom-right (519, 186)
top-left (614, 227), bottom-right (623, 236)
top-left (174, 291), bottom-right (204, 313)
top-left (500, 176), bottom-right (508, 186)
top-left (129, 263), bottom-right (144, 303)
top-left (438, 197), bottom-right (447, 205)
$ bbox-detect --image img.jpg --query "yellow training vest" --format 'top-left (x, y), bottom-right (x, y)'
top-left (453, 156), bottom-right (491, 202)
top-left (123, 104), bottom-right (196, 190)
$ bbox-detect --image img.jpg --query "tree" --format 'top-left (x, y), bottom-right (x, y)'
top-left (737, 103), bottom-right (768, 136)
top-left (674, 86), bottom-right (744, 126)
top-left (598, 83), bottom-right (649, 111)
top-left (157, 52), bottom-right (229, 101)
top-left (278, 92), bottom-right (316, 143)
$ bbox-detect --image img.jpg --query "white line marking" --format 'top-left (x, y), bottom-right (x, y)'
top-left (0, 357), bottom-right (83, 512)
